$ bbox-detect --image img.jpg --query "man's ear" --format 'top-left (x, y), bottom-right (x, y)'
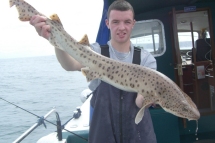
top-left (105, 19), bottom-right (110, 29)
top-left (133, 19), bottom-right (136, 27)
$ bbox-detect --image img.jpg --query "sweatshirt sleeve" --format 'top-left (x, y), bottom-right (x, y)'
top-left (140, 50), bottom-right (157, 70)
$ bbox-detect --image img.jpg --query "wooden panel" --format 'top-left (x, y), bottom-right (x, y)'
top-left (182, 65), bottom-right (194, 100)
top-left (193, 61), bottom-right (212, 110)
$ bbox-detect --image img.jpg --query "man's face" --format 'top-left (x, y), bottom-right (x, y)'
top-left (106, 10), bottom-right (135, 45)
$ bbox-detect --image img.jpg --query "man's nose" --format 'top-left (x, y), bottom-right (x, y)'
top-left (118, 22), bottom-right (125, 30)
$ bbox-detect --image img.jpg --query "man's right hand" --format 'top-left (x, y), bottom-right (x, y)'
top-left (30, 15), bottom-right (83, 71)
top-left (30, 15), bottom-right (51, 40)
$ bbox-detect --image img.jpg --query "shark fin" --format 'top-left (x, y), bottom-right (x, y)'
top-left (78, 34), bottom-right (90, 46)
top-left (135, 106), bottom-right (146, 124)
top-left (135, 93), bottom-right (155, 124)
top-left (81, 67), bottom-right (89, 77)
top-left (50, 14), bottom-right (62, 25)
top-left (81, 67), bottom-right (100, 82)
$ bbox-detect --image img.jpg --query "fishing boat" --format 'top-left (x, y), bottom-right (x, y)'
top-left (14, 0), bottom-right (215, 142)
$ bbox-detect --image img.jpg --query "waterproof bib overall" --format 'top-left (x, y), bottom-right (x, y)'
top-left (89, 46), bottom-right (157, 143)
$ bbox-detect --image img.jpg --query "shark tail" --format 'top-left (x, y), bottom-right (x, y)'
top-left (9, 0), bottom-right (40, 21)
top-left (9, 0), bottom-right (19, 7)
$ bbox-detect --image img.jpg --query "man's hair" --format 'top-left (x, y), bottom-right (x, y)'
top-left (107, 0), bottom-right (135, 19)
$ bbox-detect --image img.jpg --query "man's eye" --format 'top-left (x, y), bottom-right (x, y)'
top-left (125, 21), bottom-right (131, 24)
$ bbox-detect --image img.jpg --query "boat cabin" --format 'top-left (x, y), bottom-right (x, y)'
top-left (95, 0), bottom-right (215, 142)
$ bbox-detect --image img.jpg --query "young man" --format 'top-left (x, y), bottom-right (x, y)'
top-left (30, 0), bottom-right (157, 142)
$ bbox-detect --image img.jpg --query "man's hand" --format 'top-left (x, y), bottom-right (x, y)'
top-left (135, 93), bottom-right (156, 108)
top-left (30, 15), bottom-right (50, 40)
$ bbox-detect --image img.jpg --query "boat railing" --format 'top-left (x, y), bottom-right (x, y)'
top-left (13, 108), bottom-right (56, 143)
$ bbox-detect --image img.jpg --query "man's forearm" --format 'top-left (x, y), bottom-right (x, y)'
top-left (55, 48), bottom-right (83, 71)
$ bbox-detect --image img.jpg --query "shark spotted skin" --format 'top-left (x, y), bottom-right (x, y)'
top-left (10, 0), bottom-right (200, 124)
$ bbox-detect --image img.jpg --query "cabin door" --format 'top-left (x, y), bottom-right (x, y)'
top-left (172, 7), bottom-right (215, 114)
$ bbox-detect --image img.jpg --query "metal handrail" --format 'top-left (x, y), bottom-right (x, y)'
top-left (13, 108), bottom-right (56, 143)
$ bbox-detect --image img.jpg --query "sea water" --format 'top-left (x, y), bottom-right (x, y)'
top-left (0, 56), bottom-right (88, 142)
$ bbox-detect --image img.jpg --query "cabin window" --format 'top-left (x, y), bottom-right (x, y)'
top-left (178, 32), bottom-right (199, 50)
top-left (130, 19), bottom-right (166, 57)
top-left (205, 31), bottom-right (210, 38)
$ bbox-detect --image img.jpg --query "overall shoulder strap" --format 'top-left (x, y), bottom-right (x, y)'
top-left (100, 45), bottom-right (141, 65)
top-left (100, 45), bottom-right (110, 57)
top-left (133, 47), bottom-right (141, 65)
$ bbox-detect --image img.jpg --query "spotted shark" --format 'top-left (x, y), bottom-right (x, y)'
top-left (10, 0), bottom-right (200, 124)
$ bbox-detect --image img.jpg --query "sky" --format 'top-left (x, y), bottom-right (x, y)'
top-left (0, 0), bottom-right (103, 59)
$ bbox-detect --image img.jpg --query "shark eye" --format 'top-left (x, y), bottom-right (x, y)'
top-left (182, 106), bottom-right (188, 112)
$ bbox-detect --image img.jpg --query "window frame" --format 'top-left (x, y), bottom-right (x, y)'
top-left (131, 19), bottom-right (166, 57)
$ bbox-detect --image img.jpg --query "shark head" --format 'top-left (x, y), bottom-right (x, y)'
top-left (135, 89), bottom-right (200, 124)
top-left (178, 102), bottom-right (200, 121)
top-left (162, 91), bottom-right (200, 121)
